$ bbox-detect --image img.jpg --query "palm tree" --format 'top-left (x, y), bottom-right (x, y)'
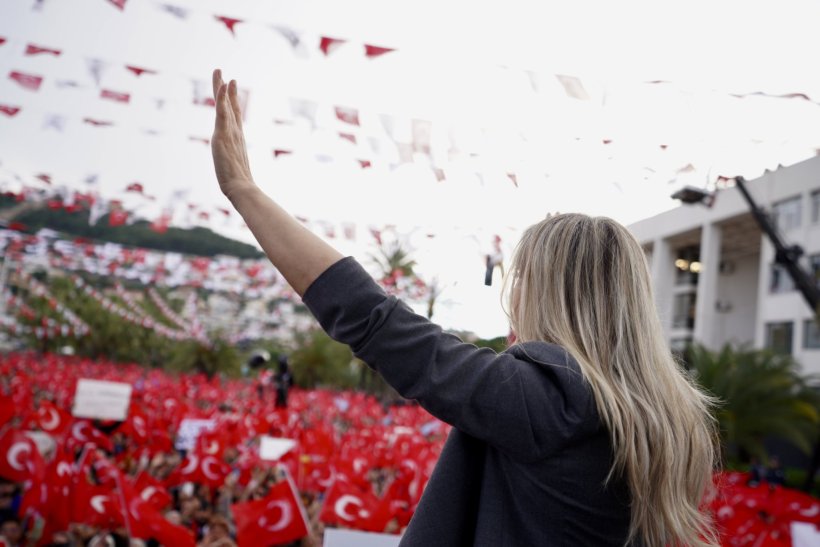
top-left (686, 344), bottom-right (820, 464)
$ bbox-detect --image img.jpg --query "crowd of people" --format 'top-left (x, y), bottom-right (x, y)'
top-left (0, 352), bottom-right (447, 546)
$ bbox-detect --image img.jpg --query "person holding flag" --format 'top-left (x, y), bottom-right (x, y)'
top-left (209, 69), bottom-right (719, 546)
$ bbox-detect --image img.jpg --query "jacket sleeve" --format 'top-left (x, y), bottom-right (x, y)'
top-left (302, 257), bottom-right (599, 461)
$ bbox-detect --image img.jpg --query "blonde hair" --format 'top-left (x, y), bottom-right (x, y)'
top-left (503, 213), bottom-right (719, 547)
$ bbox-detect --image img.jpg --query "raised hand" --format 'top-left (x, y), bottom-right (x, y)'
top-left (211, 69), bottom-right (255, 199)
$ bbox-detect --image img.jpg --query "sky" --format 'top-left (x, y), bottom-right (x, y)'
top-left (1, 0), bottom-right (820, 337)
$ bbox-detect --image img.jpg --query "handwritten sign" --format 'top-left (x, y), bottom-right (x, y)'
top-left (72, 379), bottom-right (132, 421)
top-left (175, 418), bottom-right (216, 451)
top-left (259, 436), bottom-right (296, 461)
top-left (324, 529), bottom-right (401, 547)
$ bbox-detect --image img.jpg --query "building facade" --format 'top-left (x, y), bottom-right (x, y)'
top-left (628, 155), bottom-right (820, 376)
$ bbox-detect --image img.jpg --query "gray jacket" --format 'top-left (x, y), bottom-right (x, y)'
top-left (303, 257), bottom-right (632, 546)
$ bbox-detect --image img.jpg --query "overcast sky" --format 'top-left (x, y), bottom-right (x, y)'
top-left (2, 0), bottom-right (820, 337)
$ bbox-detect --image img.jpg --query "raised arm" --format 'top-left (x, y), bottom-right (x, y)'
top-left (210, 69), bottom-right (343, 295)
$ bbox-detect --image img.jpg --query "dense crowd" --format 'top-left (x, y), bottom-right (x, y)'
top-left (0, 352), bottom-right (448, 546)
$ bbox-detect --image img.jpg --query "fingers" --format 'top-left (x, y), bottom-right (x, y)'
top-left (212, 69), bottom-right (224, 101)
top-left (228, 80), bottom-right (243, 128)
top-left (215, 82), bottom-right (230, 131)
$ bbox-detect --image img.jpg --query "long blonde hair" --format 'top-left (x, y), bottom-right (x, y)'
top-left (503, 213), bottom-right (719, 547)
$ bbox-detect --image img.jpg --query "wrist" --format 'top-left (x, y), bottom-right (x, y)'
top-left (224, 180), bottom-right (259, 205)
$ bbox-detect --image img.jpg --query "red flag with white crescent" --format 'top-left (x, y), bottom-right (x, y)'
top-left (33, 400), bottom-right (70, 435)
top-left (0, 428), bottom-right (41, 483)
top-left (232, 475), bottom-right (309, 546)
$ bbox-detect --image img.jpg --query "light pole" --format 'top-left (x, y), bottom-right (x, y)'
top-left (673, 176), bottom-right (820, 492)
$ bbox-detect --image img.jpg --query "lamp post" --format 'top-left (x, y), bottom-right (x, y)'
top-left (673, 176), bottom-right (820, 492)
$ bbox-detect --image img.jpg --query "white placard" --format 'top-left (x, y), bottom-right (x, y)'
top-left (175, 418), bottom-right (216, 451)
top-left (72, 379), bottom-right (132, 421)
top-left (791, 522), bottom-right (820, 547)
top-left (259, 436), bottom-right (296, 461)
top-left (323, 529), bottom-right (402, 547)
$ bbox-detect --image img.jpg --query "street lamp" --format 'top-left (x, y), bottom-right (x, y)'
top-left (672, 176), bottom-right (820, 492)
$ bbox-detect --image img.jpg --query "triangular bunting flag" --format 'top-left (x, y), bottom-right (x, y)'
top-left (9, 71), bottom-right (43, 91)
top-left (125, 65), bottom-right (156, 77)
top-left (24, 44), bottom-right (61, 56)
top-left (0, 105), bottom-right (21, 117)
top-left (215, 15), bottom-right (242, 35)
top-left (320, 36), bottom-right (346, 56)
top-left (364, 44), bottom-right (394, 58)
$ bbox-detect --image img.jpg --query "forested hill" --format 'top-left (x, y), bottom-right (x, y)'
top-left (1, 197), bottom-right (264, 259)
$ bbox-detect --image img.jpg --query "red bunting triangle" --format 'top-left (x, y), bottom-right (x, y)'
top-left (339, 132), bottom-right (357, 144)
top-left (0, 104), bottom-right (20, 117)
top-left (0, 38), bottom-right (6, 46)
top-left (101, 89), bottom-right (130, 103)
top-left (215, 15), bottom-right (243, 35)
top-left (364, 44), bottom-right (394, 58)
top-left (189, 136), bottom-right (210, 145)
top-left (507, 173), bottom-right (518, 187)
top-left (107, 0), bottom-right (127, 10)
top-left (125, 65), bottom-right (156, 77)
top-left (358, 159), bottom-right (372, 169)
top-left (320, 36), bottom-right (346, 55)
top-left (9, 71), bottom-right (43, 91)
top-left (24, 44), bottom-right (61, 56)
top-left (35, 174), bottom-right (52, 184)
top-left (273, 149), bottom-right (292, 158)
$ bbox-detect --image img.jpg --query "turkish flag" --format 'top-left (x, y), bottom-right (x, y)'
top-left (47, 445), bottom-right (75, 531)
top-left (33, 400), bottom-right (71, 435)
top-left (232, 477), bottom-right (309, 546)
top-left (101, 89), bottom-right (130, 103)
top-left (24, 43), bottom-right (61, 56)
top-left (319, 475), bottom-right (381, 529)
top-left (72, 474), bottom-right (123, 528)
top-left (125, 65), bottom-right (156, 77)
top-left (364, 44), bottom-right (394, 58)
top-left (67, 420), bottom-right (114, 452)
top-left (215, 15), bottom-right (243, 35)
top-left (0, 104), bottom-right (20, 117)
top-left (319, 36), bottom-right (346, 55)
top-left (9, 71), bottom-right (43, 91)
top-left (0, 428), bottom-right (41, 483)
top-left (133, 471), bottom-right (173, 512)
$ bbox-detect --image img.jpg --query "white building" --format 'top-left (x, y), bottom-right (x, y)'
top-left (628, 155), bottom-right (820, 376)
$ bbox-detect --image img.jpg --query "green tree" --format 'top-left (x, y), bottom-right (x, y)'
top-left (167, 339), bottom-right (241, 379)
top-left (289, 329), bottom-right (358, 389)
top-left (687, 343), bottom-right (820, 464)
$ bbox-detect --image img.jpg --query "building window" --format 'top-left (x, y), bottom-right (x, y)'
top-left (803, 320), bottom-right (820, 349)
top-left (771, 195), bottom-right (802, 232)
top-left (809, 254), bottom-right (820, 287)
top-left (672, 292), bottom-right (696, 329)
top-left (765, 321), bottom-right (793, 355)
top-left (770, 264), bottom-right (796, 293)
top-left (811, 190), bottom-right (820, 224)
top-left (674, 245), bottom-right (700, 286)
